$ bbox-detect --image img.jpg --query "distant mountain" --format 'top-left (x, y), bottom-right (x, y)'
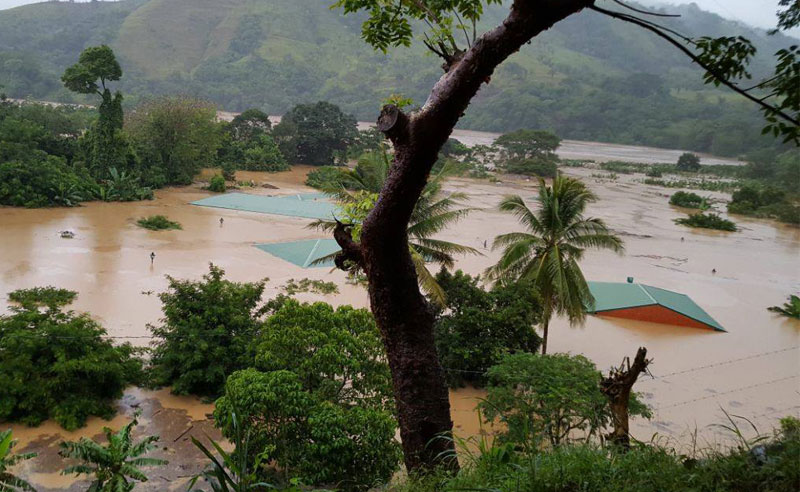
top-left (0, 0), bottom-right (793, 156)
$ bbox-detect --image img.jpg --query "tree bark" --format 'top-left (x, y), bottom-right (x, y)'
top-left (600, 347), bottom-right (651, 448)
top-left (332, 0), bottom-right (595, 473)
top-left (541, 313), bottom-right (551, 355)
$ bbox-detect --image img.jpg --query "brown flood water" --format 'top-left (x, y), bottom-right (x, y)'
top-left (1, 162), bottom-right (798, 489)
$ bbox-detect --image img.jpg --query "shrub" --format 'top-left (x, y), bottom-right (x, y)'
top-left (136, 215), bottom-right (182, 231)
top-left (481, 353), bottom-right (650, 447)
top-left (600, 160), bottom-right (639, 174)
top-left (8, 286), bottom-right (76, 308)
top-left (148, 264), bottom-right (268, 397)
top-left (0, 288), bottom-right (143, 430)
top-left (432, 269), bottom-right (541, 388)
top-left (208, 174), bottom-right (226, 193)
top-left (675, 212), bottom-right (737, 231)
top-left (0, 156), bottom-right (94, 208)
top-left (669, 191), bottom-right (707, 209)
top-left (215, 300), bottom-right (400, 490)
top-left (397, 415), bottom-right (800, 492)
top-left (281, 278), bottom-right (339, 295)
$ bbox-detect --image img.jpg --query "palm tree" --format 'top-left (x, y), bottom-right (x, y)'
top-left (485, 176), bottom-right (623, 354)
top-left (59, 413), bottom-right (167, 492)
top-left (0, 429), bottom-right (37, 492)
top-left (311, 149), bottom-right (479, 306)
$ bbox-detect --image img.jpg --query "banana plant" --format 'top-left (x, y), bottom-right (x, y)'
top-left (0, 429), bottom-right (37, 492)
top-left (59, 413), bottom-right (167, 492)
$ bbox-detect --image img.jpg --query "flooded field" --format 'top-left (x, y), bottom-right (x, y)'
top-left (1, 157), bottom-right (798, 490)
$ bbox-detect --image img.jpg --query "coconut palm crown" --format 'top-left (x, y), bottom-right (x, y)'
top-left (310, 149), bottom-right (479, 306)
top-left (485, 176), bottom-right (623, 354)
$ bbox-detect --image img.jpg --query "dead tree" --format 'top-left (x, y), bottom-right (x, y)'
top-left (600, 347), bottom-right (652, 448)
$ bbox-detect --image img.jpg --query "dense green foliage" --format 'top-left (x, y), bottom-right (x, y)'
top-left (0, 288), bottom-right (142, 430)
top-left (59, 413), bottom-right (167, 492)
top-left (0, 1), bottom-right (789, 156)
top-left (126, 96), bottom-right (222, 186)
top-left (273, 101), bottom-right (357, 166)
top-left (669, 191), bottom-right (708, 209)
top-left (482, 352), bottom-right (650, 447)
top-left (218, 108), bottom-right (287, 173)
top-left (432, 269), bottom-right (541, 388)
top-left (136, 215), bottom-right (181, 231)
top-left (398, 416), bottom-right (800, 492)
top-left (148, 264), bottom-right (268, 397)
top-left (207, 174), bottom-right (226, 193)
top-left (0, 99), bottom-right (99, 207)
top-left (496, 129), bottom-right (560, 177)
top-left (486, 177), bottom-right (623, 353)
top-left (214, 300), bottom-right (400, 490)
top-left (0, 429), bottom-right (37, 492)
top-left (7, 286), bottom-right (77, 308)
top-left (677, 152), bottom-right (701, 172)
top-left (675, 212), bottom-right (737, 231)
top-left (768, 294), bottom-right (800, 319)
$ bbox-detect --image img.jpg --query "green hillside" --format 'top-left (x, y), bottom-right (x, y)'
top-left (0, 0), bottom-right (793, 156)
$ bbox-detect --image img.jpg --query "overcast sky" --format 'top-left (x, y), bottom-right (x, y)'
top-left (0, 0), bottom-right (795, 35)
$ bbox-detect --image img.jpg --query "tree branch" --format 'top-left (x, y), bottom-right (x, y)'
top-left (332, 220), bottom-right (365, 271)
top-left (591, 5), bottom-right (800, 128)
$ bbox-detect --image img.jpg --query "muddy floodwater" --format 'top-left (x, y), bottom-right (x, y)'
top-left (1, 149), bottom-right (798, 489)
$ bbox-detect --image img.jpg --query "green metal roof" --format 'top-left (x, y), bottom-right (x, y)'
top-left (586, 281), bottom-right (725, 332)
top-left (255, 239), bottom-right (338, 268)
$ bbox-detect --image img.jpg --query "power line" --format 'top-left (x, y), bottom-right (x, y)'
top-left (641, 346), bottom-right (799, 382)
top-left (656, 375), bottom-right (799, 410)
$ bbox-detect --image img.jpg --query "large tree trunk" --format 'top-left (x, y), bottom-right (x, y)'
top-left (600, 347), bottom-right (651, 448)
top-left (331, 0), bottom-right (594, 473)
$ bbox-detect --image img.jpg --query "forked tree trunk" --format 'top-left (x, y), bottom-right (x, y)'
top-left (600, 347), bottom-right (651, 448)
top-left (331, 0), bottom-right (595, 473)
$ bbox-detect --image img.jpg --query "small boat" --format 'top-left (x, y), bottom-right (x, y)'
top-left (59, 230), bottom-right (75, 239)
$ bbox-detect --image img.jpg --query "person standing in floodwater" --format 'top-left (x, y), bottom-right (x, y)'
top-left (220, 217), bottom-right (224, 227)
top-left (150, 252), bottom-right (156, 265)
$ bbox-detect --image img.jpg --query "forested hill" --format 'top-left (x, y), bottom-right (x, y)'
top-left (0, 0), bottom-right (793, 156)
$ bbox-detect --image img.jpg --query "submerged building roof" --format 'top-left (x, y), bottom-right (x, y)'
top-left (587, 281), bottom-right (725, 332)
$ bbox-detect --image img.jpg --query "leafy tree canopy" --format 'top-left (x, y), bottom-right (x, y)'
top-left (677, 152), bottom-right (701, 172)
top-left (215, 300), bottom-right (400, 490)
top-left (148, 264), bottom-right (268, 397)
top-left (273, 101), bottom-right (357, 166)
top-left (432, 269), bottom-right (542, 388)
top-left (0, 288), bottom-right (143, 430)
top-left (482, 352), bottom-right (651, 448)
top-left (61, 44), bottom-right (122, 95)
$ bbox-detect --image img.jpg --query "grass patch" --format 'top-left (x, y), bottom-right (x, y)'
top-left (137, 215), bottom-right (182, 231)
top-left (675, 212), bottom-right (736, 231)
